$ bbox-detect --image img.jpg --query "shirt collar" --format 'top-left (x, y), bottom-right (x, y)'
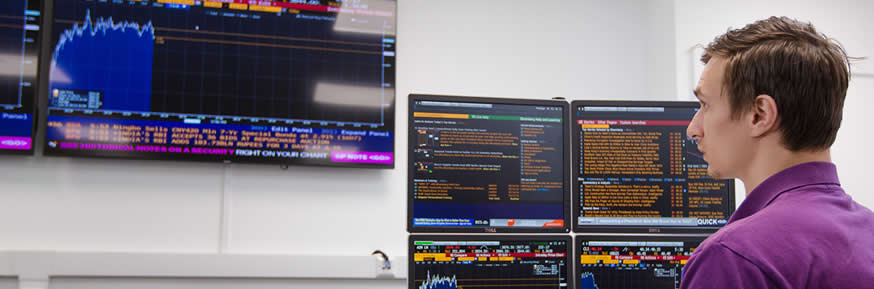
top-left (727, 161), bottom-right (841, 224)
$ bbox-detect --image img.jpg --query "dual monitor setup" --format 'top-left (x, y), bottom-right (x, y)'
top-left (407, 95), bottom-right (735, 289)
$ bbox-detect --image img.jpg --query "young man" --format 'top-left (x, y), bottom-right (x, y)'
top-left (681, 17), bottom-right (874, 288)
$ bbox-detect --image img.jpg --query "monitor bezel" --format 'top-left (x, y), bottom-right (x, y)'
top-left (39, 0), bottom-right (398, 169)
top-left (409, 234), bottom-right (575, 289)
top-left (570, 100), bottom-right (736, 234)
top-left (407, 94), bottom-right (571, 233)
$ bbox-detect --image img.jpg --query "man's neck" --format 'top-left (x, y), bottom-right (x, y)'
top-left (740, 147), bottom-right (832, 195)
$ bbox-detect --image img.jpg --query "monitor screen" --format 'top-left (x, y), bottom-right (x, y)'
top-left (577, 236), bottom-right (706, 289)
top-left (44, 0), bottom-right (396, 167)
top-left (0, 0), bottom-right (40, 154)
top-left (410, 235), bottom-right (572, 289)
top-left (572, 101), bottom-right (734, 233)
top-left (408, 94), bottom-right (569, 233)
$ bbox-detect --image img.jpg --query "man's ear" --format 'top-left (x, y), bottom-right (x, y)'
top-left (750, 94), bottom-right (778, 137)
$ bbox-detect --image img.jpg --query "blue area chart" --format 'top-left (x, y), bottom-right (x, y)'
top-left (50, 9), bottom-right (154, 111)
top-left (419, 272), bottom-right (458, 289)
top-left (580, 272), bottom-right (600, 289)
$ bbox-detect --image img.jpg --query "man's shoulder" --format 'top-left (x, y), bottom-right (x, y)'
top-left (711, 200), bottom-right (834, 254)
top-left (718, 185), bottom-right (874, 246)
top-left (693, 191), bottom-right (874, 288)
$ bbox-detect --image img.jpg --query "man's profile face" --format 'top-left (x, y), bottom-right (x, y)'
top-left (686, 56), bottom-right (752, 180)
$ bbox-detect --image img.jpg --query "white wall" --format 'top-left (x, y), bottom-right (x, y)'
top-left (672, 0), bottom-right (874, 207)
top-left (0, 157), bottom-right (224, 252)
top-left (401, 0), bottom-right (676, 101)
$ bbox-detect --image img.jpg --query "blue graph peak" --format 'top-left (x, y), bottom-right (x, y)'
top-left (419, 271), bottom-right (458, 289)
top-left (580, 272), bottom-right (600, 289)
top-left (49, 8), bottom-right (155, 112)
top-left (52, 9), bottom-right (155, 68)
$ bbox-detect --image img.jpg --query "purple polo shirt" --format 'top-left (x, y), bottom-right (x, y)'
top-left (680, 162), bottom-right (874, 289)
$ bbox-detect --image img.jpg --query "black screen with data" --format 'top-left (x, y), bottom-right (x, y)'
top-left (409, 95), bottom-right (569, 232)
top-left (573, 101), bottom-right (734, 233)
top-left (577, 236), bottom-right (706, 289)
top-left (45, 0), bottom-right (396, 167)
top-left (411, 235), bottom-right (571, 289)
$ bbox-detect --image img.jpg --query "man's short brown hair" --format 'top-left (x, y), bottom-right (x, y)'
top-left (702, 16), bottom-right (851, 151)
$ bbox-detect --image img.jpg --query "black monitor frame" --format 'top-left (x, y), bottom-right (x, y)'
top-left (571, 100), bottom-right (735, 234)
top-left (38, 0), bottom-right (398, 168)
top-left (410, 234), bottom-right (574, 289)
top-left (408, 94), bottom-right (571, 233)
top-left (574, 234), bottom-right (709, 289)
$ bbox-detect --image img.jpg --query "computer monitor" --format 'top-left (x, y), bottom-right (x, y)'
top-left (576, 235), bottom-right (707, 289)
top-left (0, 0), bottom-right (41, 154)
top-left (408, 94), bottom-right (570, 233)
top-left (572, 101), bottom-right (735, 233)
top-left (410, 235), bottom-right (572, 289)
top-left (44, 0), bottom-right (396, 167)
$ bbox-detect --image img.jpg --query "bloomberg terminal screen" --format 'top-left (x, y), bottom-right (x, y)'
top-left (45, 0), bottom-right (396, 167)
top-left (409, 95), bottom-right (568, 232)
top-left (577, 236), bottom-right (704, 289)
top-left (0, 0), bottom-right (40, 153)
top-left (411, 236), bottom-right (570, 289)
top-left (573, 101), bottom-right (733, 232)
